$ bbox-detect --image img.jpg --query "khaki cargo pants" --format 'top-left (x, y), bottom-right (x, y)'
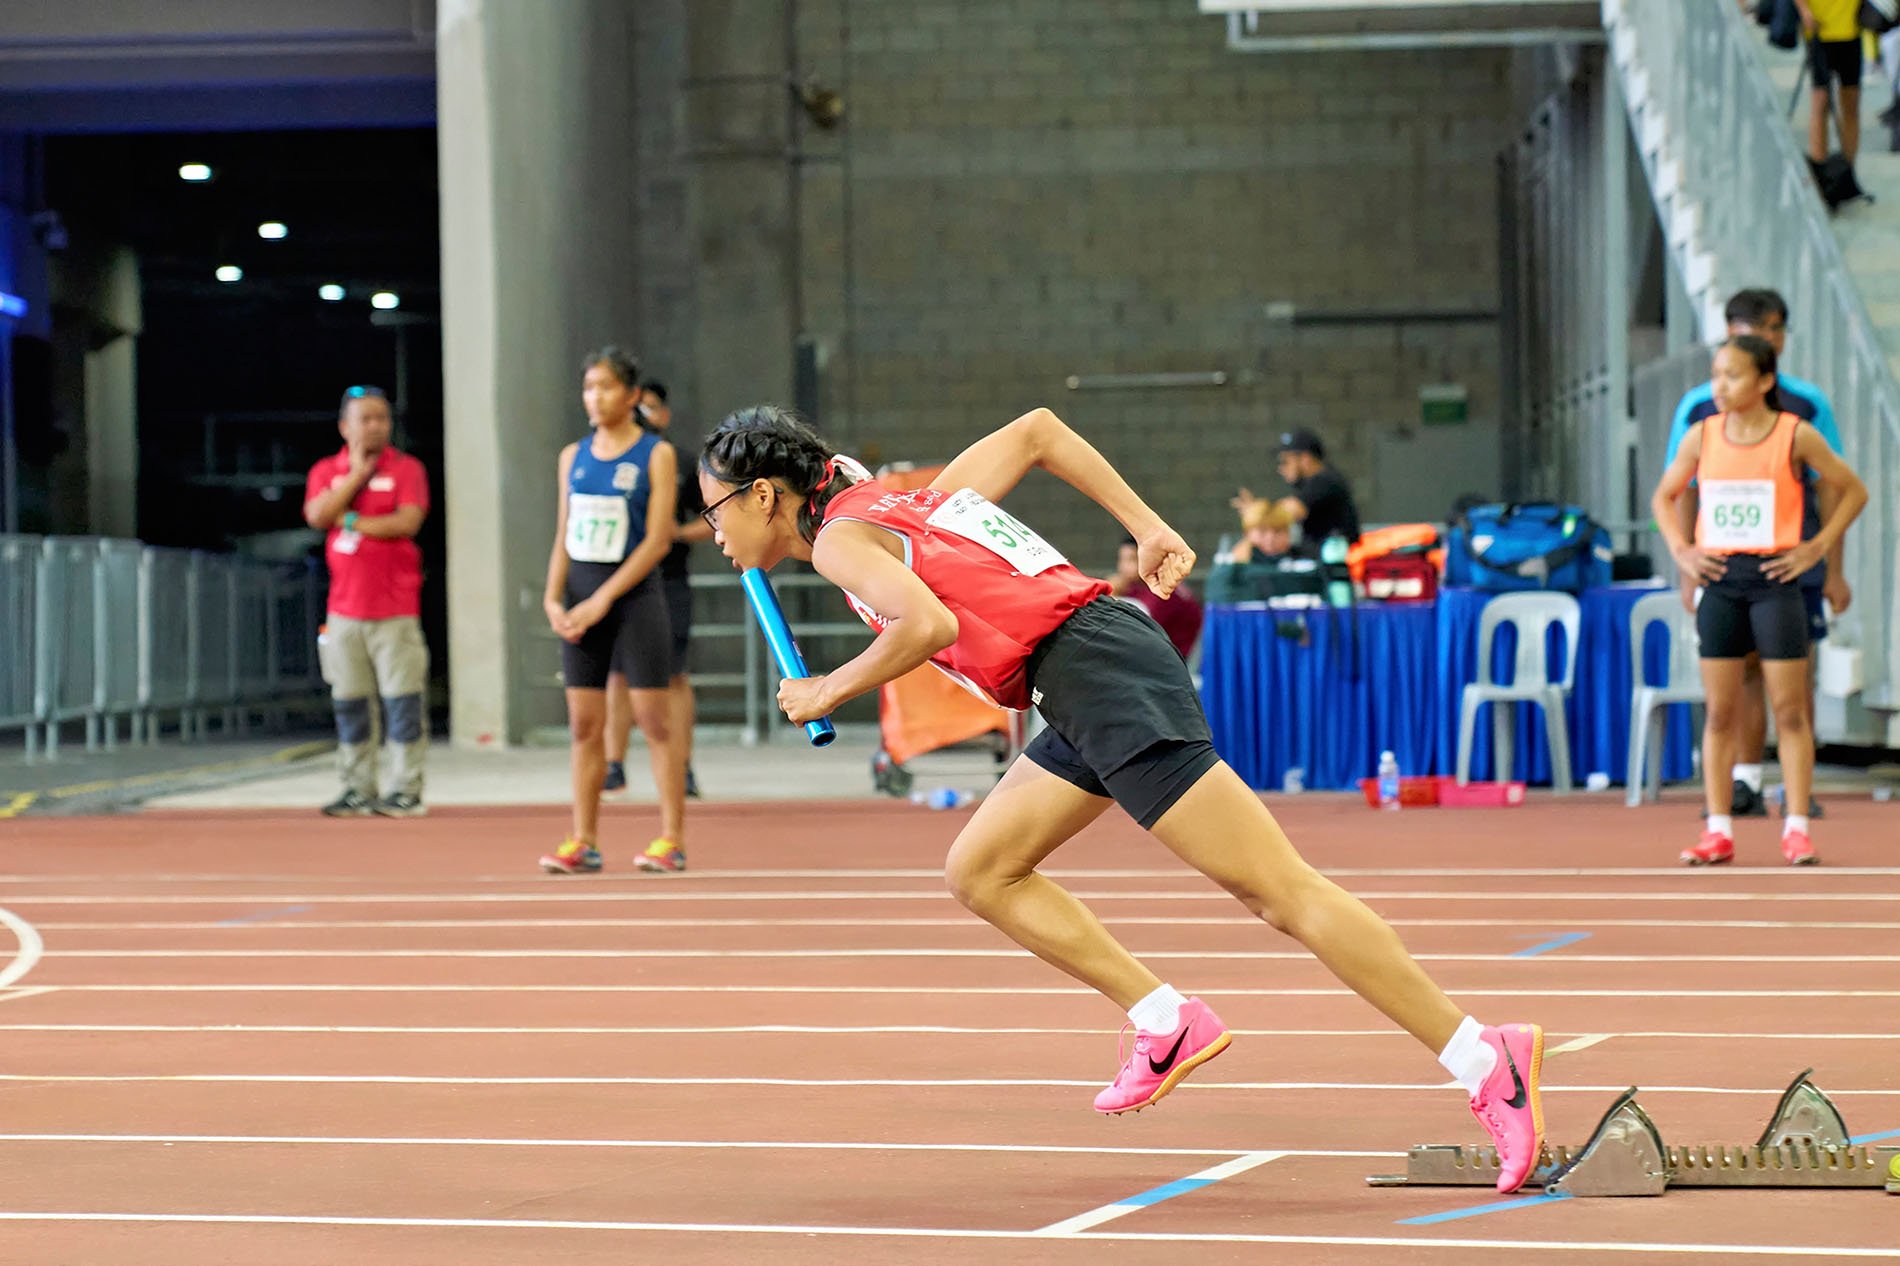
top-left (319, 614), bottom-right (428, 798)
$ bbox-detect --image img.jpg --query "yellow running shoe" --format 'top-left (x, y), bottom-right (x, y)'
top-left (539, 838), bottom-right (603, 875)
top-left (635, 838), bottom-right (686, 873)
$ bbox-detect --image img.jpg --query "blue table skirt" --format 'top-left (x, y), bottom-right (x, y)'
top-left (1201, 585), bottom-right (1696, 791)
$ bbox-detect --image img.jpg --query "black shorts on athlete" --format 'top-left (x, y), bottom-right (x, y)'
top-left (1023, 595), bottom-right (1220, 830)
top-left (1807, 37), bottom-right (1862, 89)
top-left (663, 573), bottom-right (693, 676)
top-left (560, 563), bottom-right (675, 690)
top-left (1697, 554), bottom-right (1810, 662)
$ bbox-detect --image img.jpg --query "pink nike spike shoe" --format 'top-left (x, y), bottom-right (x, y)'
top-left (1093, 997), bottom-right (1232, 1115)
top-left (1468, 1022), bottom-right (1546, 1192)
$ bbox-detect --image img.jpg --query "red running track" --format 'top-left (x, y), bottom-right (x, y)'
top-left (0, 792), bottom-right (1897, 1263)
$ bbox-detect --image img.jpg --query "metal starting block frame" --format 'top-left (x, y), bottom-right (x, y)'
top-left (1368, 1070), bottom-right (1900, 1197)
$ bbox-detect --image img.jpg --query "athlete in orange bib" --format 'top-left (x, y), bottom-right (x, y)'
top-left (698, 403), bottom-right (1549, 1192)
top-left (1652, 334), bottom-right (1865, 867)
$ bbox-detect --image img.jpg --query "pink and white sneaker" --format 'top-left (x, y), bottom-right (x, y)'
top-left (1468, 1022), bottom-right (1546, 1193)
top-left (1092, 997), bottom-right (1232, 1115)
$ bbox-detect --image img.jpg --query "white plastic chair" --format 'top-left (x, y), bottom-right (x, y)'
top-left (1456, 591), bottom-right (1582, 793)
top-left (1624, 589), bottom-right (1704, 807)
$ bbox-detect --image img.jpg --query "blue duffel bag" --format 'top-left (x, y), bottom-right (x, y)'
top-left (1444, 502), bottom-right (1613, 593)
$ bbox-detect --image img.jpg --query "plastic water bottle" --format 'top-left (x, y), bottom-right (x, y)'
top-left (1376, 750), bottom-right (1401, 810)
top-left (1321, 535), bottom-right (1353, 608)
top-left (911, 787), bottom-right (971, 810)
top-left (1282, 766), bottom-right (1305, 795)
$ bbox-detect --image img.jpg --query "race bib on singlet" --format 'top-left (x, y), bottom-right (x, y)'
top-left (566, 493), bottom-right (632, 563)
top-left (1700, 479), bottom-right (1775, 551)
top-left (924, 488), bottom-right (1068, 576)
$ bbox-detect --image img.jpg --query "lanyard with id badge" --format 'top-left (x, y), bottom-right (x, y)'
top-left (924, 488), bottom-right (1069, 575)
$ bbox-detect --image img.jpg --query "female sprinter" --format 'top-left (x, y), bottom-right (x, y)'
top-left (537, 348), bottom-right (689, 875)
top-left (699, 404), bottom-right (1548, 1193)
top-left (1652, 334), bottom-right (1865, 867)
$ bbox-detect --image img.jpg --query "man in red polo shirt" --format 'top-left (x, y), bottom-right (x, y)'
top-left (302, 385), bottom-right (431, 817)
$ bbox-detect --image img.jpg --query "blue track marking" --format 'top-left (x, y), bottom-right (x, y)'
top-left (1117, 1177), bottom-right (1214, 1207)
top-left (1513, 932), bottom-right (1592, 958)
top-left (217, 904), bottom-right (314, 927)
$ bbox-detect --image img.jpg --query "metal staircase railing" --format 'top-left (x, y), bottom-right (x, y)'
top-left (1605, 0), bottom-right (1900, 734)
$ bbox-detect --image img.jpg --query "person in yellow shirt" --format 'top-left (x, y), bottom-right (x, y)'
top-left (1797, 0), bottom-right (1863, 163)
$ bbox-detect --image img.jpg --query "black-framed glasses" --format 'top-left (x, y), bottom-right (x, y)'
top-left (699, 484), bottom-right (749, 532)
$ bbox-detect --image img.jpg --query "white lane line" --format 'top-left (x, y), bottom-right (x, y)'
top-left (32, 983), bottom-right (1900, 998)
top-left (0, 1212), bottom-right (1892, 1256)
top-left (5, 866), bottom-right (1900, 882)
top-left (5, 1024), bottom-right (1894, 1041)
top-left (11, 889), bottom-right (1900, 905)
top-left (0, 1133), bottom-right (1391, 1158)
top-left (0, 906), bottom-right (45, 992)
top-left (1547, 1034), bottom-right (1615, 1056)
top-left (1033, 1151), bottom-right (1286, 1236)
top-left (0, 1074), bottom-right (1896, 1094)
top-left (0, 986), bottom-right (58, 1005)
top-left (31, 948), bottom-right (1900, 963)
top-left (31, 915), bottom-right (1900, 931)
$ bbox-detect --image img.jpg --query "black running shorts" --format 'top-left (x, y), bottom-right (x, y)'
top-left (1023, 596), bottom-right (1220, 829)
top-left (1697, 555), bottom-right (1810, 662)
top-left (560, 564), bottom-right (675, 690)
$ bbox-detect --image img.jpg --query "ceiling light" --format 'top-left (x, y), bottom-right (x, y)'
top-left (215, 265), bottom-right (243, 283)
top-left (178, 163), bottom-right (213, 182)
top-left (257, 221), bottom-right (288, 240)
top-left (318, 284), bottom-right (346, 302)
top-left (370, 291), bottom-right (400, 310)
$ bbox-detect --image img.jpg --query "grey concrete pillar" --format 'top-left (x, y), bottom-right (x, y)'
top-left (85, 247), bottom-right (140, 539)
top-left (684, 0), bottom-right (798, 426)
top-left (437, 0), bottom-right (644, 746)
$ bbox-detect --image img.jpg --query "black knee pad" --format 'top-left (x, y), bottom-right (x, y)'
top-left (382, 693), bottom-right (424, 743)
top-left (334, 696), bottom-right (374, 745)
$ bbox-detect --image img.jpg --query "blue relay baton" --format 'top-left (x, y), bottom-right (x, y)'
top-left (740, 567), bottom-right (836, 747)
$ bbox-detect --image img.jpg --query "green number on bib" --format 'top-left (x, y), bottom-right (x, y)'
top-left (982, 517), bottom-right (1019, 548)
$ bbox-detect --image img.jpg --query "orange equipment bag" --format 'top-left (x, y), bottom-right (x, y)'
top-left (1345, 523), bottom-right (1444, 583)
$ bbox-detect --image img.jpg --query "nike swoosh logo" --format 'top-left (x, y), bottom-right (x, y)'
top-left (1501, 1043), bottom-right (1529, 1110)
top-left (1147, 1027), bottom-right (1192, 1075)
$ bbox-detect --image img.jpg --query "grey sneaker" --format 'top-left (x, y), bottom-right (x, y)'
top-left (322, 790), bottom-right (378, 817)
top-left (376, 791), bottom-right (427, 818)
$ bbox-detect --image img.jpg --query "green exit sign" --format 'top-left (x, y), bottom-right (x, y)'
top-left (1420, 383), bottom-right (1468, 426)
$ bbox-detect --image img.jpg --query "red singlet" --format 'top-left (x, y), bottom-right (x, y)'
top-left (819, 481), bottom-right (1111, 710)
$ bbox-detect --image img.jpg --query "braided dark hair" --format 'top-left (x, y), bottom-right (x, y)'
top-left (701, 404), bottom-right (858, 542)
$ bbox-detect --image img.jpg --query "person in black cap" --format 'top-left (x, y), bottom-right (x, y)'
top-left (1233, 427), bottom-right (1361, 556)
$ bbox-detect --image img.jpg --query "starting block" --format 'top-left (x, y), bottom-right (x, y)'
top-left (1367, 1069), bottom-right (1900, 1197)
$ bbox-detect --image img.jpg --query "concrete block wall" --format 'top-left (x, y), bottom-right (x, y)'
top-left (770, 0), bottom-right (1517, 569)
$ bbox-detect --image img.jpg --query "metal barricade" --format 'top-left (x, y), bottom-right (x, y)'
top-left (33, 537), bottom-right (101, 757)
top-left (137, 547), bottom-right (197, 744)
top-left (190, 553), bottom-right (239, 737)
top-left (0, 533), bottom-right (40, 750)
top-left (231, 562), bottom-right (277, 733)
top-left (91, 539), bottom-right (143, 748)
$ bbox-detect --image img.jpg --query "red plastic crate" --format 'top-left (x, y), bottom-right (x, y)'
top-left (1434, 777), bottom-right (1527, 807)
top-left (1357, 776), bottom-right (1441, 808)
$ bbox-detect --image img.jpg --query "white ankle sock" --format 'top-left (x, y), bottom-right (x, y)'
top-left (1784, 814), bottom-right (1810, 836)
top-left (1707, 814), bottom-right (1733, 837)
top-left (1732, 764), bottom-right (1763, 792)
top-left (1128, 983), bottom-right (1187, 1034)
top-left (1437, 1016), bottom-right (1497, 1095)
